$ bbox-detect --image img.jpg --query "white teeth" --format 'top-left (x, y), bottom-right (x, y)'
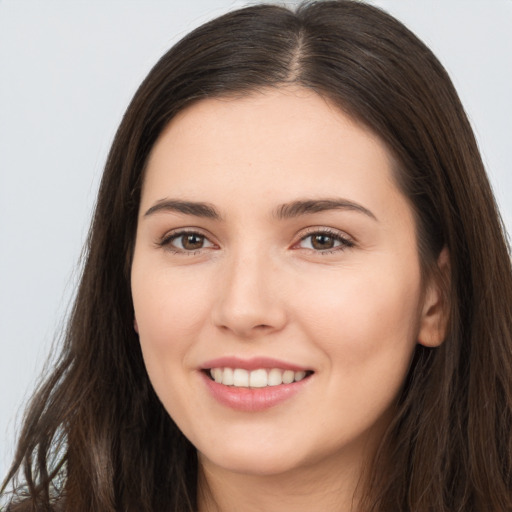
top-left (209, 367), bottom-right (310, 388)
top-left (268, 368), bottom-right (283, 386)
top-left (213, 368), bottom-right (223, 383)
top-left (233, 368), bottom-right (249, 387)
top-left (294, 370), bottom-right (306, 382)
top-left (282, 370), bottom-right (295, 384)
top-left (222, 367), bottom-right (234, 385)
top-left (249, 368), bottom-right (268, 388)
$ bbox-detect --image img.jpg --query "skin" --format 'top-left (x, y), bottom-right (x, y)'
top-left (131, 87), bottom-right (446, 512)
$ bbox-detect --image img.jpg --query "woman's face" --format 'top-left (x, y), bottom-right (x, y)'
top-left (131, 87), bottom-right (443, 478)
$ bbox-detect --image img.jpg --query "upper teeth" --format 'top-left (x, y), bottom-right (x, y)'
top-left (209, 368), bottom-right (308, 388)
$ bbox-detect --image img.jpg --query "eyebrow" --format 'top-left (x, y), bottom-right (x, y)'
top-left (143, 197), bottom-right (377, 222)
top-left (274, 199), bottom-right (377, 221)
top-left (144, 199), bottom-right (221, 219)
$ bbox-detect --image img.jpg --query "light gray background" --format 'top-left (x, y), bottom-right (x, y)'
top-left (1, 0), bottom-right (511, 479)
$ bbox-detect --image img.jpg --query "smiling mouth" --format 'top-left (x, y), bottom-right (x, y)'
top-left (206, 368), bottom-right (314, 388)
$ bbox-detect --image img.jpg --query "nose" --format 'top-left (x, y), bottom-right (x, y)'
top-left (212, 251), bottom-right (287, 339)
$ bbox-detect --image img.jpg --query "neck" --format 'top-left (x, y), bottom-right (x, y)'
top-left (197, 450), bottom-right (369, 512)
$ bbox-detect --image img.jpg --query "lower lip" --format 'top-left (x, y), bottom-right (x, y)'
top-left (201, 371), bottom-right (311, 412)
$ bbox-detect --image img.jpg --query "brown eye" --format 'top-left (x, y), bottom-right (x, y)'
top-left (311, 234), bottom-right (336, 250)
top-left (181, 233), bottom-right (205, 250)
top-left (164, 231), bottom-right (215, 252)
top-left (297, 231), bottom-right (353, 252)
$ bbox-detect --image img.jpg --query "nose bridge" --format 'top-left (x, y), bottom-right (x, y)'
top-left (213, 244), bottom-right (286, 337)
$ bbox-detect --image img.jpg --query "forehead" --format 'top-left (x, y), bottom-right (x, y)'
top-left (141, 87), bottom-right (404, 220)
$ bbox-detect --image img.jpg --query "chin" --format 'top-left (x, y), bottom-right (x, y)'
top-left (200, 449), bottom-right (304, 477)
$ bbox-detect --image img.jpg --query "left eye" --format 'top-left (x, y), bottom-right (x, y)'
top-left (298, 232), bottom-right (352, 251)
top-left (166, 232), bottom-right (215, 251)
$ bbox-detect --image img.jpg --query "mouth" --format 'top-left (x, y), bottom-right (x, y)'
top-left (204, 367), bottom-right (314, 388)
top-left (200, 358), bottom-right (314, 411)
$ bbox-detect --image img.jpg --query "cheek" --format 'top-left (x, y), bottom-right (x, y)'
top-left (306, 268), bottom-right (421, 433)
top-left (131, 265), bottom-right (213, 376)
top-left (293, 260), bottom-right (422, 371)
top-left (134, 268), bottom-right (208, 333)
top-left (131, 266), bottom-right (215, 430)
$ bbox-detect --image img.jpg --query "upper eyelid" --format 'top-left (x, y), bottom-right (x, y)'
top-left (296, 226), bottom-right (354, 241)
top-left (158, 230), bottom-right (217, 256)
top-left (156, 225), bottom-right (354, 248)
top-left (160, 227), bottom-right (214, 241)
top-left (293, 227), bottom-right (355, 251)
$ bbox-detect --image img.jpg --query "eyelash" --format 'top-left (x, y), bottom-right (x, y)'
top-left (157, 228), bottom-right (354, 255)
top-left (295, 228), bottom-right (355, 254)
top-left (158, 230), bottom-right (215, 255)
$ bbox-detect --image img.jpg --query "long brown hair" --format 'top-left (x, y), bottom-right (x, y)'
top-left (2, 1), bottom-right (512, 510)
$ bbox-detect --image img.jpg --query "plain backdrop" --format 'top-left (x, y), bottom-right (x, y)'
top-left (1, 0), bottom-right (511, 479)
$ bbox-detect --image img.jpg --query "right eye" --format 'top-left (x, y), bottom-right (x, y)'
top-left (160, 231), bottom-right (215, 253)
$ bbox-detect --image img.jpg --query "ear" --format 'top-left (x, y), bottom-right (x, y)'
top-left (418, 247), bottom-right (450, 348)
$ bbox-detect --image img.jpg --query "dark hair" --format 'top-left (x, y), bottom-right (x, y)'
top-left (2, 1), bottom-right (512, 510)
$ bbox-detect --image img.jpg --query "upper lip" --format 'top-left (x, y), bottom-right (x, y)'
top-left (200, 356), bottom-right (311, 372)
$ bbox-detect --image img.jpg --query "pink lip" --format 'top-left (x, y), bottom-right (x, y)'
top-left (200, 356), bottom-right (310, 372)
top-left (200, 372), bottom-right (311, 412)
top-left (199, 357), bottom-right (313, 412)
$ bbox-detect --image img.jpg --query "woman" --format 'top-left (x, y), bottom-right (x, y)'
top-left (2, 1), bottom-right (512, 510)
